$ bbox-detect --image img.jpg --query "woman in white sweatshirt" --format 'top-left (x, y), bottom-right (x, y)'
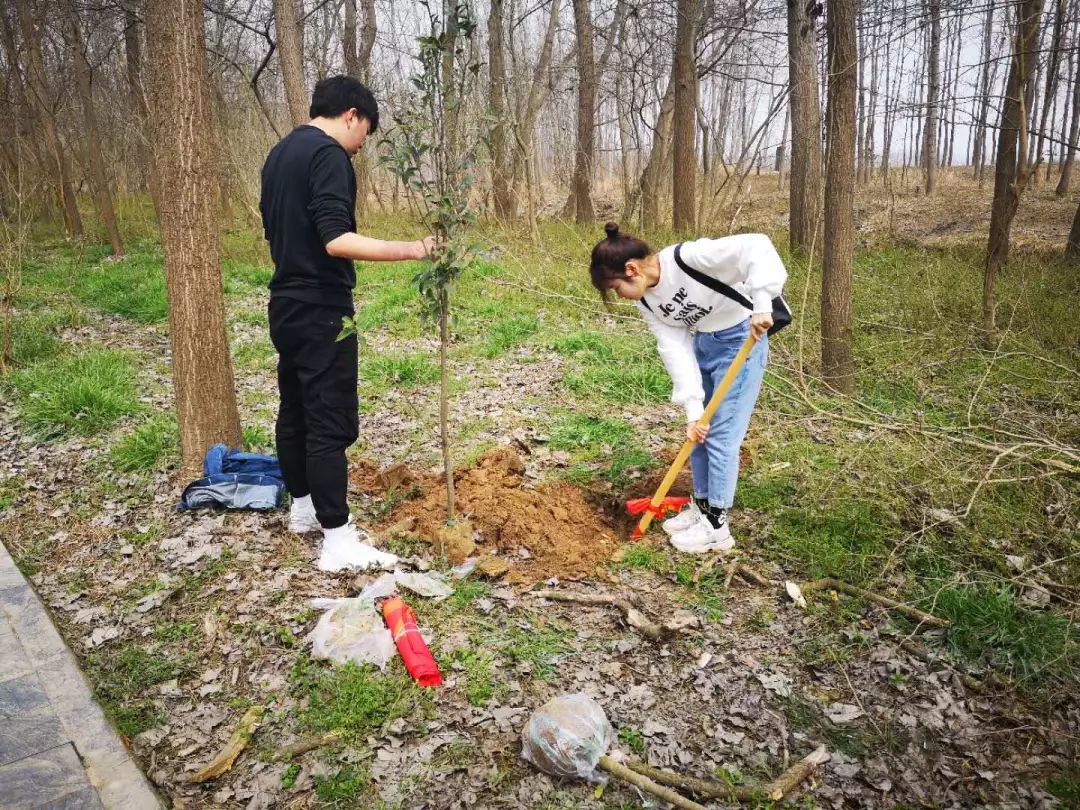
top-left (589, 222), bottom-right (787, 553)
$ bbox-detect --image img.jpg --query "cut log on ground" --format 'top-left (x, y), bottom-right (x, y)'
top-left (626, 744), bottom-right (829, 803)
top-left (801, 577), bottom-right (950, 627)
top-left (190, 706), bottom-right (264, 783)
top-left (598, 755), bottom-right (709, 810)
top-left (273, 731), bottom-right (342, 761)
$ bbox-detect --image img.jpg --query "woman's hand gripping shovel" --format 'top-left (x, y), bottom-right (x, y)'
top-left (626, 334), bottom-right (759, 538)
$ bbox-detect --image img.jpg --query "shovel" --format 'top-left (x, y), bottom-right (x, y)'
top-left (627, 334), bottom-right (758, 538)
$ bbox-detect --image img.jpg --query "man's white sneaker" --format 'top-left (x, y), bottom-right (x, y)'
top-left (669, 515), bottom-right (735, 554)
top-left (288, 507), bottom-right (322, 534)
top-left (318, 520), bottom-right (399, 572)
top-left (662, 502), bottom-right (701, 536)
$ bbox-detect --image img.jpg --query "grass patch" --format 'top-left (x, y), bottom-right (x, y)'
top-left (87, 644), bottom-right (194, 737)
top-left (452, 647), bottom-right (501, 707)
top-left (361, 352), bottom-right (439, 389)
top-left (500, 621), bottom-right (570, 680)
top-left (564, 362), bottom-right (668, 405)
top-left (77, 250), bottom-right (168, 323)
top-left (618, 727), bottom-right (646, 755)
top-left (772, 502), bottom-right (892, 583)
top-left (548, 414), bottom-right (635, 456)
top-left (314, 764), bottom-right (371, 806)
top-left (482, 314), bottom-right (539, 357)
top-left (550, 331), bottom-right (616, 362)
top-left (223, 261), bottom-right (272, 294)
top-left (291, 658), bottom-right (429, 743)
top-left (8, 349), bottom-right (140, 437)
top-left (353, 283), bottom-right (421, 332)
top-left (111, 413), bottom-right (179, 472)
top-left (935, 584), bottom-right (1079, 683)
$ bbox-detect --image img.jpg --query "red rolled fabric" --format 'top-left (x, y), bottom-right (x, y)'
top-left (382, 597), bottom-right (442, 687)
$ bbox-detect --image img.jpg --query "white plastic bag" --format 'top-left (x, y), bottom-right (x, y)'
top-left (521, 693), bottom-right (614, 783)
top-left (308, 597), bottom-right (396, 668)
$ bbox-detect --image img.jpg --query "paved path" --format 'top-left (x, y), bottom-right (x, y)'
top-left (0, 542), bottom-right (162, 810)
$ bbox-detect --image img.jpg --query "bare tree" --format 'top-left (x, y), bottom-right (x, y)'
top-left (63, 0), bottom-right (123, 255)
top-left (923, 0), bottom-right (941, 194)
top-left (984, 0), bottom-right (1045, 336)
top-left (569, 0), bottom-right (597, 223)
top-left (273, 0), bottom-right (307, 127)
top-left (672, 0), bottom-right (699, 231)
top-left (1067, 198), bottom-right (1080, 257)
top-left (488, 0), bottom-right (513, 221)
top-left (1036, 0), bottom-right (1067, 175)
top-left (144, 0), bottom-right (243, 472)
top-left (1057, 9), bottom-right (1080, 194)
top-left (821, 0), bottom-right (857, 393)
top-left (787, 0), bottom-right (822, 254)
top-left (342, 0), bottom-right (375, 81)
top-left (12, 0), bottom-right (83, 238)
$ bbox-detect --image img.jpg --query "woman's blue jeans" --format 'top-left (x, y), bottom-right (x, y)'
top-left (689, 319), bottom-right (768, 510)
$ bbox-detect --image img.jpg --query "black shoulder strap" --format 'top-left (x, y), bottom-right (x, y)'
top-left (638, 297), bottom-right (653, 313)
top-left (673, 243), bottom-right (753, 311)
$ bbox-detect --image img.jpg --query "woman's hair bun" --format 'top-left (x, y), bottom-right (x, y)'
top-left (604, 222), bottom-right (620, 239)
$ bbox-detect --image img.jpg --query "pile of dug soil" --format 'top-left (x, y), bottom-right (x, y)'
top-left (351, 448), bottom-right (621, 581)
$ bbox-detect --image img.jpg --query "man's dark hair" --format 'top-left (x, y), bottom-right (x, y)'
top-left (309, 76), bottom-right (379, 133)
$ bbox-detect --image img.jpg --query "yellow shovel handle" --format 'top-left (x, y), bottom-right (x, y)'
top-left (635, 334), bottom-right (759, 538)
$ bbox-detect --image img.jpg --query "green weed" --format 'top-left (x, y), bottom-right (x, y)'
top-left (449, 579), bottom-right (491, 610)
top-left (482, 314), bottom-right (539, 357)
top-left (618, 727), bottom-right (645, 755)
top-left (361, 352), bottom-right (439, 388)
top-left (9, 350), bottom-right (140, 437)
top-left (111, 413), bottom-right (179, 472)
top-left (243, 424), bottom-right (275, 453)
top-left (453, 648), bottom-right (501, 706)
top-left (564, 362), bottom-right (668, 405)
top-left (314, 764), bottom-right (371, 805)
top-left (548, 414), bottom-right (635, 457)
top-left (87, 644), bottom-right (194, 737)
top-left (772, 502), bottom-right (892, 583)
top-left (77, 250), bottom-right (168, 322)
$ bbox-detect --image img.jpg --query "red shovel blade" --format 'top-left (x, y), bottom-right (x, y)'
top-left (625, 496), bottom-right (690, 518)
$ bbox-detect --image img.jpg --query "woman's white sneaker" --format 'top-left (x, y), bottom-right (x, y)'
top-left (662, 502), bottom-right (701, 536)
top-left (669, 513), bottom-right (735, 554)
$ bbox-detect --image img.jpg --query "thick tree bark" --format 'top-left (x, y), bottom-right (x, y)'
top-left (640, 83), bottom-right (675, 230)
top-left (273, 0), bottom-right (307, 127)
top-left (821, 0), bottom-right (857, 394)
top-left (985, 0), bottom-right (1044, 336)
top-left (1056, 20), bottom-right (1080, 195)
top-left (569, 0), bottom-right (596, 223)
top-left (488, 0), bottom-right (513, 221)
top-left (144, 0), bottom-right (243, 472)
top-left (1067, 199), bottom-right (1080, 258)
top-left (15, 0), bottom-right (83, 238)
top-left (923, 0), bottom-right (941, 194)
top-left (672, 0), bottom-right (698, 231)
top-left (787, 0), bottom-right (822, 255)
top-left (64, 0), bottom-right (123, 255)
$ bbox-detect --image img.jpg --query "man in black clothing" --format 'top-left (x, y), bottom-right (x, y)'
top-left (260, 76), bottom-right (433, 572)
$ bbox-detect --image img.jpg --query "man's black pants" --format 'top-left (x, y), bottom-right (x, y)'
top-left (268, 297), bottom-right (358, 529)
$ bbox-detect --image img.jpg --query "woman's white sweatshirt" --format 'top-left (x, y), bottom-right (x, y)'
top-left (638, 234), bottom-right (787, 422)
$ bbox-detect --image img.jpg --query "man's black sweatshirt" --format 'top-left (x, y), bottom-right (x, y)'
top-left (260, 125), bottom-right (356, 310)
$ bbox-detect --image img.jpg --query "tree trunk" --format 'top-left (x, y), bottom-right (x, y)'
top-left (821, 0), bottom-right (857, 394)
top-left (144, 0), bottom-right (243, 472)
top-left (570, 0), bottom-right (596, 224)
top-left (672, 0), bottom-right (699, 231)
top-left (122, 0), bottom-right (154, 195)
top-left (985, 0), bottom-right (1045, 336)
top-left (440, 0), bottom-right (460, 181)
top-left (15, 0), bottom-right (83, 238)
top-left (923, 0), bottom-right (941, 194)
top-left (855, 3), bottom-right (866, 184)
top-left (1056, 16), bottom-right (1080, 194)
top-left (1037, 0), bottom-right (1067, 173)
top-left (787, 0), bottom-right (823, 255)
top-left (640, 83), bottom-right (676, 230)
top-left (1067, 199), bottom-right (1080, 257)
top-left (274, 0), bottom-right (307, 127)
top-left (64, 0), bottom-right (123, 255)
top-left (488, 0), bottom-right (513, 221)
top-left (438, 290), bottom-right (455, 520)
top-left (343, 0), bottom-right (359, 77)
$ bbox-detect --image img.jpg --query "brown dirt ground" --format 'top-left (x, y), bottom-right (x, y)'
top-left (350, 447), bottom-right (621, 581)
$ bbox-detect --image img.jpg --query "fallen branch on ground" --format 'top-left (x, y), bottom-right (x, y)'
top-left (898, 639), bottom-right (988, 693)
top-left (273, 731), bottom-right (342, 761)
top-left (626, 744), bottom-right (829, 802)
top-left (598, 755), bottom-right (708, 810)
top-left (801, 578), bottom-right (950, 628)
top-left (531, 590), bottom-right (668, 641)
top-left (190, 706), bottom-right (264, 783)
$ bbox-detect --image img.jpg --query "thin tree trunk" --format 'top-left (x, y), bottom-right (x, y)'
top-left (123, 0), bottom-right (154, 195)
top-left (923, 0), bottom-right (941, 194)
top-left (273, 0), bottom-right (307, 127)
top-left (856, 2), bottom-right (866, 184)
top-left (1056, 12), bottom-right (1080, 194)
top-left (672, 0), bottom-right (699, 230)
top-left (985, 0), bottom-right (1045, 336)
top-left (15, 0), bottom-right (83, 238)
top-left (343, 0), bottom-right (359, 77)
top-left (488, 0), bottom-right (513, 221)
top-left (438, 290), bottom-right (455, 520)
top-left (1037, 0), bottom-right (1067, 175)
top-left (144, 0), bottom-right (243, 472)
top-left (787, 0), bottom-right (823, 254)
top-left (822, 0), bottom-right (857, 394)
top-left (64, 0), bottom-right (123, 255)
top-left (570, 0), bottom-right (596, 223)
top-left (640, 83), bottom-right (675, 230)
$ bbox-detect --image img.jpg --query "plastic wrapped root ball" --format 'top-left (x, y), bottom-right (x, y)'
top-left (521, 694), bottom-right (614, 783)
